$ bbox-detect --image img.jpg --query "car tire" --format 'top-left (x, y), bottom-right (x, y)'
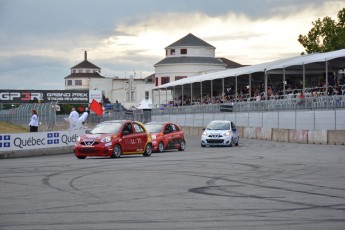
top-left (143, 143), bottom-right (152, 157)
top-left (229, 138), bottom-right (233, 147)
top-left (178, 140), bottom-right (186, 151)
top-left (111, 144), bottom-right (121, 158)
top-left (157, 142), bottom-right (164, 153)
top-left (201, 143), bottom-right (206, 148)
top-left (76, 156), bottom-right (86, 159)
top-left (235, 138), bottom-right (239, 146)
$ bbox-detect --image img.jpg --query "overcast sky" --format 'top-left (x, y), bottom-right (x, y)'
top-left (0, 0), bottom-right (343, 90)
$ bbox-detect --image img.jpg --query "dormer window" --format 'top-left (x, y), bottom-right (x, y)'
top-left (180, 49), bottom-right (187, 55)
top-left (170, 49), bottom-right (175, 55)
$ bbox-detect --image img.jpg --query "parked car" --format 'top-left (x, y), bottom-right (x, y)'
top-left (74, 120), bottom-right (152, 159)
top-left (201, 120), bottom-right (239, 147)
top-left (144, 122), bottom-right (186, 153)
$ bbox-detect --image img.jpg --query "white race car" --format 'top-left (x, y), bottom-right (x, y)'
top-left (201, 120), bottom-right (239, 147)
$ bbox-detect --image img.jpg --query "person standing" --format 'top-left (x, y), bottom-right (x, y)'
top-left (29, 110), bottom-right (39, 132)
top-left (68, 108), bottom-right (80, 128)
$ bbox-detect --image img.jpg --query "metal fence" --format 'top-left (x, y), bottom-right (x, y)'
top-left (0, 102), bottom-right (58, 131)
top-left (152, 95), bottom-right (345, 115)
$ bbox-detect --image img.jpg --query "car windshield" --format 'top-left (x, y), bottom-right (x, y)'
top-left (90, 122), bottom-right (122, 134)
top-left (206, 122), bottom-right (230, 130)
top-left (145, 124), bottom-right (164, 133)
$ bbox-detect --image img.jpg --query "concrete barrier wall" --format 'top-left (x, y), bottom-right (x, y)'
top-left (289, 130), bottom-right (308, 144)
top-left (308, 130), bottom-right (328, 144)
top-left (272, 129), bottom-right (289, 142)
top-left (328, 130), bottom-right (345, 145)
top-left (256, 127), bottom-right (272, 140)
top-left (244, 127), bottom-right (257, 139)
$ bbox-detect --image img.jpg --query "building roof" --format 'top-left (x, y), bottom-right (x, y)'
top-left (64, 72), bottom-right (105, 79)
top-left (165, 33), bottom-right (215, 49)
top-left (218, 57), bottom-right (247, 68)
top-left (155, 48), bottom-right (345, 89)
top-left (154, 56), bottom-right (226, 66)
top-left (71, 51), bottom-right (101, 69)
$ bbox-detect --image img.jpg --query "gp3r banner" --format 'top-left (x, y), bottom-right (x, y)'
top-left (0, 90), bottom-right (89, 104)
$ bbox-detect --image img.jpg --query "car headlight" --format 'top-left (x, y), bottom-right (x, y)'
top-left (202, 131), bottom-right (207, 136)
top-left (151, 134), bottom-right (156, 140)
top-left (100, 136), bottom-right (112, 143)
top-left (224, 131), bottom-right (232, 136)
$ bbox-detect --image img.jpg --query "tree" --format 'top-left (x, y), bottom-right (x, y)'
top-left (298, 8), bottom-right (345, 54)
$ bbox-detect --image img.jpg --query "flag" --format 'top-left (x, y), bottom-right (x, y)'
top-left (89, 99), bottom-right (104, 116)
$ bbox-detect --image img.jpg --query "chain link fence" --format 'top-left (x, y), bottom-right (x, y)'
top-left (0, 102), bottom-right (58, 131)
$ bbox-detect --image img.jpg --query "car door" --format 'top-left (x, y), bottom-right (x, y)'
top-left (171, 124), bottom-right (183, 147)
top-left (121, 122), bottom-right (136, 152)
top-left (133, 122), bottom-right (148, 152)
top-left (163, 124), bottom-right (174, 149)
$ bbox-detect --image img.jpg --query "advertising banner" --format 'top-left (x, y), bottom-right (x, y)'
top-left (0, 130), bottom-right (86, 151)
top-left (0, 90), bottom-right (89, 104)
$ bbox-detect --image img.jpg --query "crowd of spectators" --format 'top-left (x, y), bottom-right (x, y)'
top-left (166, 80), bottom-right (345, 107)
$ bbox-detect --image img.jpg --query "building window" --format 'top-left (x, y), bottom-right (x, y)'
top-left (145, 91), bottom-right (149, 100)
top-left (170, 49), bottom-right (175, 55)
top-left (126, 92), bottom-right (135, 102)
top-left (78, 69), bottom-right (83, 73)
top-left (180, 49), bottom-right (187, 55)
top-left (161, 77), bottom-right (170, 85)
top-left (67, 80), bottom-right (72, 86)
top-left (75, 80), bottom-right (82, 86)
top-left (175, 76), bottom-right (187, 81)
top-left (155, 78), bottom-right (158, 86)
top-left (72, 70), bottom-right (76, 73)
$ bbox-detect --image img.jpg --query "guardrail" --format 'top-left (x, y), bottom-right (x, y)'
top-left (152, 95), bottom-right (345, 115)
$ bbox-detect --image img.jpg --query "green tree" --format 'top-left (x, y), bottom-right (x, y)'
top-left (298, 8), bottom-right (345, 54)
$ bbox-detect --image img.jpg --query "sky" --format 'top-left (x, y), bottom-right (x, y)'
top-left (0, 0), bottom-right (343, 90)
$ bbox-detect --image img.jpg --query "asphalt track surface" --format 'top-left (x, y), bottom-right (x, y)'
top-left (0, 136), bottom-right (345, 230)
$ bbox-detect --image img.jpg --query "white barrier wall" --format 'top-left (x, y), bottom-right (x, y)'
top-left (152, 109), bottom-right (345, 131)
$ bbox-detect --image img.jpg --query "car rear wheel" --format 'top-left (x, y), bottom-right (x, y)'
top-left (76, 156), bottom-right (86, 159)
top-left (111, 145), bottom-right (121, 158)
top-left (143, 143), bottom-right (152, 157)
top-left (178, 140), bottom-right (185, 151)
top-left (157, 142), bottom-right (164, 153)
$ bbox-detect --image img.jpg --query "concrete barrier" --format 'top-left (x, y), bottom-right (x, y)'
top-left (244, 127), bottom-right (257, 139)
top-left (308, 130), bottom-right (327, 144)
top-left (328, 130), bottom-right (345, 145)
top-left (289, 130), bottom-right (308, 144)
top-left (256, 127), bottom-right (272, 140)
top-left (272, 129), bottom-right (289, 142)
top-left (0, 146), bottom-right (73, 159)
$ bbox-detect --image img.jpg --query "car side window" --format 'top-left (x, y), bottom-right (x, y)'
top-left (231, 122), bottom-right (237, 131)
top-left (164, 124), bottom-right (171, 133)
top-left (124, 123), bottom-right (133, 134)
top-left (133, 123), bottom-right (145, 133)
top-left (171, 124), bottom-right (178, 132)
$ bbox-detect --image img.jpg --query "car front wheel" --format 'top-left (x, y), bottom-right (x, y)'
top-left (157, 142), bottom-right (164, 153)
top-left (111, 144), bottom-right (121, 158)
top-left (143, 143), bottom-right (152, 157)
top-left (178, 140), bottom-right (185, 151)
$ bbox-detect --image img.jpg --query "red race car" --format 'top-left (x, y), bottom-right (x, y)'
top-left (74, 120), bottom-right (152, 159)
top-left (144, 122), bottom-right (186, 153)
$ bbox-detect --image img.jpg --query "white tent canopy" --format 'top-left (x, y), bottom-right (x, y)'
top-left (154, 49), bottom-right (345, 89)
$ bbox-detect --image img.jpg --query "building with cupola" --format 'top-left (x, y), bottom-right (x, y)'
top-left (64, 51), bottom-right (105, 90)
top-left (154, 33), bottom-right (242, 87)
